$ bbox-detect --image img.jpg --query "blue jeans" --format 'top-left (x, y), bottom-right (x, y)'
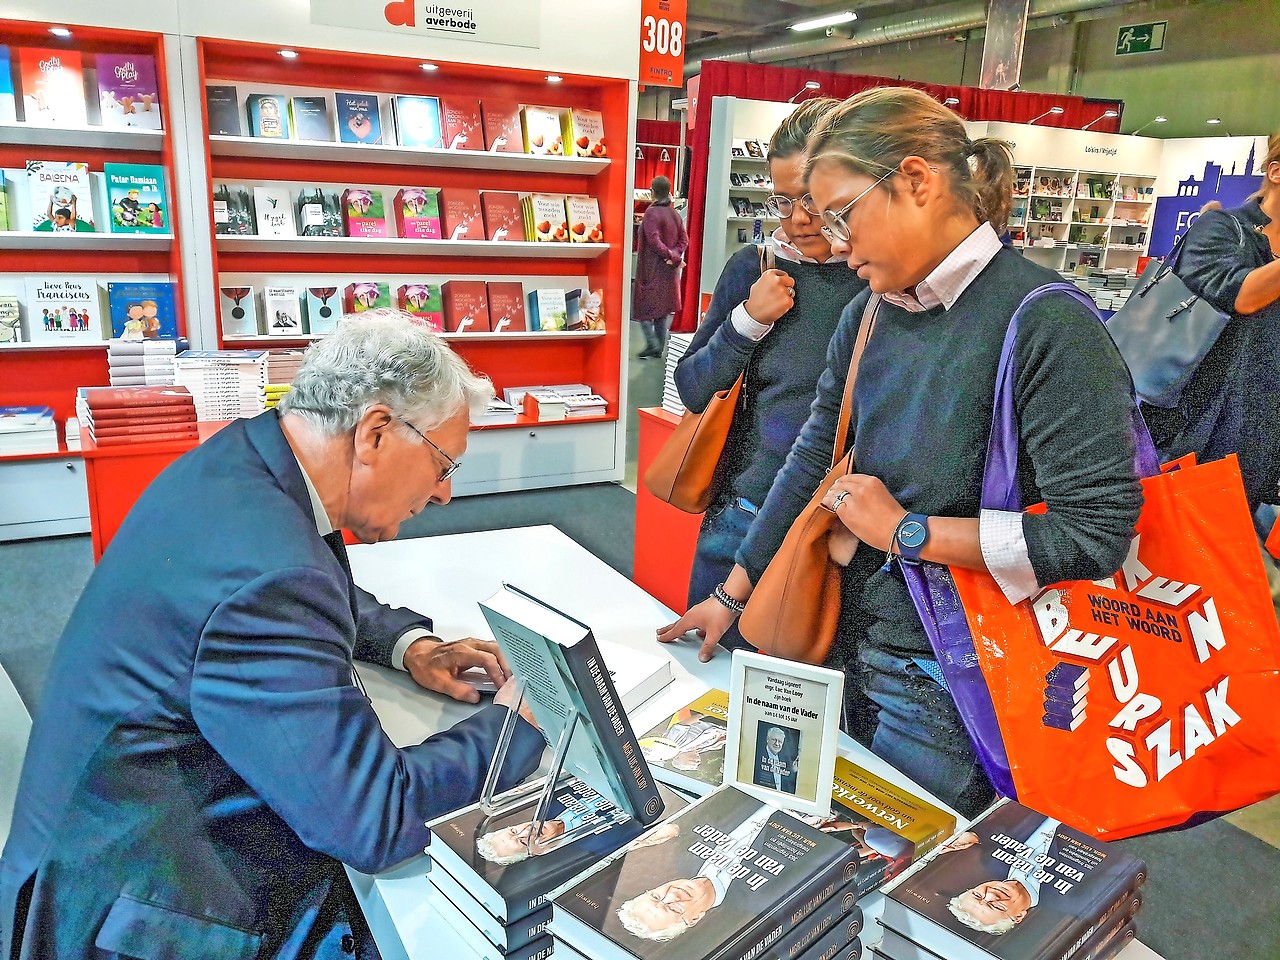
top-left (687, 496), bottom-right (756, 651)
top-left (639, 314), bottom-right (673, 355)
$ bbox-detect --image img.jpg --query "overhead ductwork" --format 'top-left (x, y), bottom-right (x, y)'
top-left (683, 0), bottom-right (1136, 77)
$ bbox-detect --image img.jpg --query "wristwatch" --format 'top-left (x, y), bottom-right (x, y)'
top-left (894, 513), bottom-right (931, 562)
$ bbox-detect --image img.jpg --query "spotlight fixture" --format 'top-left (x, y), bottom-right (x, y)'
top-left (278, 49), bottom-right (299, 59)
top-left (1027, 105), bottom-right (1065, 125)
top-left (546, 74), bottom-right (563, 84)
top-left (787, 80), bottom-right (822, 104)
top-left (1130, 115), bottom-right (1168, 135)
top-left (943, 97), bottom-right (961, 107)
top-left (420, 63), bottom-right (439, 72)
top-left (1205, 117), bottom-right (1231, 135)
top-left (1081, 109), bottom-right (1120, 131)
top-left (48, 26), bottom-right (72, 38)
top-left (790, 11), bottom-right (857, 32)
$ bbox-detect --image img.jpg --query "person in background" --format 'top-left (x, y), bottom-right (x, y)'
top-left (1144, 132), bottom-right (1280, 516)
top-left (660, 88), bottom-right (1142, 818)
top-left (675, 98), bottom-right (867, 650)
top-left (1, 311), bottom-right (543, 959)
top-left (632, 175), bottom-right (689, 359)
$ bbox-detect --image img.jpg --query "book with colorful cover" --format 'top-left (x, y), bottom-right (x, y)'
top-left (879, 799), bottom-right (1147, 960)
top-left (106, 281), bottom-right (178, 339)
top-left (344, 281), bottom-right (390, 313)
top-left (486, 281), bottom-right (527, 333)
top-left (289, 96), bottom-right (333, 141)
top-left (565, 108), bottom-right (607, 158)
top-left (552, 786), bottom-right (860, 960)
top-left (392, 95), bottom-right (443, 148)
top-left (0, 46), bottom-right (16, 123)
top-left (304, 287), bottom-right (341, 335)
top-left (26, 161), bottom-right (95, 232)
top-left (24, 276), bottom-right (105, 345)
top-left (521, 105), bottom-right (565, 156)
top-left (219, 286), bottom-right (259, 337)
top-left (18, 48), bottom-right (87, 126)
top-left (253, 185), bottom-right (296, 237)
top-left (566, 195), bottom-right (604, 243)
top-left (440, 97), bottom-right (482, 150)
top-left (481, 99), bottom-right (523, 153)
top-left (638, 689), bottom-right (729, 796)
top-left (427, 776), bottom-right (688, 926)
top-left (524, 193), bottom-right (569, 242)
top-left (213, 184), bottom-right (255, 235)
top-left (394, 188), bottom-right (442, 239)
top-left (398, 283), bottom-right (444, 332)
top-left (104, 163), bottom-right (167, 234)
top-left (294, 187), bottom-right (343, 237)
top-left (0, 295), bottom-right (21, 344)
top-left (263, 287), bottom-right (305, 336)
top-left (439, 188), bottom-right (483, 242)
top-left (481, 191), bottom-right (524, 242)
top-left (95, 53), bottom-right (162, 130)
top-left (0, 170), bottom-right (10, 231)
top-left (527, 288), bottom-right (567, 331)
top-left (342, 188), bottom-right (388, 238)
top-left (336, 92), bottom-right (383, 145)
top-left (205, 84), bottom-right (241, 136)
top-left (442, 280), bottom-right (490, 333)
top-left (245, 93), bottom-right (290, 139)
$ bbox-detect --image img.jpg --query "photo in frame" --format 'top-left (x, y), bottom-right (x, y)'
top-left (725, 650), bottom-right (843, 817)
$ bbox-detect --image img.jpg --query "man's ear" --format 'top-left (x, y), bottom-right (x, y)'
top-left (353, 404), bottom-right (394, 463)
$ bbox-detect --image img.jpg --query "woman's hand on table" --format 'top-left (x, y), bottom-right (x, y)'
top-left (656, 596), bottom-right (738, 663)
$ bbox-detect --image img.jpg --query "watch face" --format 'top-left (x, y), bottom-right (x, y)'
top-left (898, 520), bottom-right (928, 549)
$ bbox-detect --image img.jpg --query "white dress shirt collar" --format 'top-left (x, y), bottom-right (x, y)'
top-left (292, 452), bottom-right (334, 537)
top-left (770, 226), bottom-right (844, 265)
top-left (881, 221), bottom-right (1002, 313)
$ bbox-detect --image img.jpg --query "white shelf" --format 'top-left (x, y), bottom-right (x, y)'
top-left (1113, 198), bottom-right (1155, 205)
top-left (728, 186), bottom-right (774, 195)
top-left (0, 231), bottom-right (174, 251)
top-left (0, 122), bottom-right (165, 151)
top-left (727, 216), bottom-right (780, 224)
top-left (215, 235), bottom-right (609, 259)
top-left (0, 341), bottom-right (109, 351)
top-left (207, 136), bottom-right (609, 175)
top-left (225, 329), bottom-right (606, 343)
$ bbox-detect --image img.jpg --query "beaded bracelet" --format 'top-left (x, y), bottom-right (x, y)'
top-left (712, 582), bottom-right (747, 614)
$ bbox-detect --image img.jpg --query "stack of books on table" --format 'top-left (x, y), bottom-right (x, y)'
top-left (263, 385), bottom-right (291, 410)
top-left (75, 386), bottom-right (198, 447)
top-left (106, 338), bottom-right (185, 387)
top-left (551, 786), bottom-right (865, 960)
top-left (425, 777), bottom-right (689, 960)
top-left (0, 406), bottom-right (57, 455)
top-left (872, 799), bottom-right (1145, 960)
top-left (64, 418), bottom-right (82, 452)
top-left (264, 348), bottom-right (306, 385)
top-left (661, 334), bottom-right (694, 417)
top-left (173, 350), bottom-right (270, 421)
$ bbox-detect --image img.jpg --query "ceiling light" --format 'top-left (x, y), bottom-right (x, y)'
top-left (546, 74), bottom-right (563, 84)
top-left (790, 11), bottom-right (857, 32)
top-left (420, 63), bottom-right (439, 72)
top-left (787, 80), bottom-right (822, 103)
top-left (1027, 106), bottom-right (1065, 125)
top-left (278, 49), bottom-right (299, 59)
top-left (943, 97), bottom-right (960, 107)
top-left (1130, 115), bottom-right (1168, 135)
top-left (1205, 117), bottom-right (1222, 125)
top-left (48, 27), bottom-right (72, 38)
top-left (1081, 109), bottom-right (1120, 130)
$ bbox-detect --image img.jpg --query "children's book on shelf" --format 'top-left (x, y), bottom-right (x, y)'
top-left (253, 185), bottom-right (297, 238)
top-left (552, 786), bottom-right (860, 960)
top-left (527, 288), bottom-right (567, 331)
top-left (397, 283), bottom-right (444, 332)
top-left (487, 282), bottom-right (527, 332)
top-left (439, 188), bottom-right (484, 241)
top-left (344, 281), bottom-right (391, 313)
top-left (394, 188), bottom-right (442, 240)
top-left (336, 92), bottom-right (383, 145)
top-left (263, 287), bottom-right (305, 337)
top-left (304, 287), bottom-right (340, 335)
top-left (295, 187), bottom-right (343, 237)
top-left (341, 188), bottom-right (389, 238)
top-left (94, 54), bottom-right (161, 130)
top-left (440, 97), bottom-right (482, 150)
top-left (18, 48), bottom-right (87, 126)
top-left (878, 799), bottom-right (1147, 960)
top-left (0, 46), bottom-right (16, 123)
top-left (213, 184), bottom-right (256, 236)
top-left (481, 191), bottom-right (525, 242)
top-left (524, 193), bottom-right (569, 242)
top-left (106, 281), bottom-right (178, 340)
top-left (638, 688), bottom-right (729, 796)
top-left (205, 84), bottom-right (241, 136)
top-left (219, 286), bottom-right (259, 337)
top-left (565, 195), bottom-right (604, 243)
top-left (481, 99), bottom-right (524, 153)
top-left (392, 95), bottom-right (444, 148)
top-left (104, 163), bottom-right (167, 235)
top-left (565, 108), bottom-right (607, 158)
top-left (442, 280), bottom-right (491, 333)
top-left (521, 105), bottom-right (565, 156)
top-left (24, 277), bottom-right (105, 345)
top-left (246, 93), bottom-right (291, 139)
top-left (26, 161), bottom-right (95, 232)
top-left (289, 96), bottom-right (333, 142)
top-left (0, 295), bottom-right (22, 344)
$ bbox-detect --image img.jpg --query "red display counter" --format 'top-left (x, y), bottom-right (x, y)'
top-left (633, 407), bottom-right (704, 614)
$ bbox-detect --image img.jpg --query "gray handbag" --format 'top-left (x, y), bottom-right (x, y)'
top-left (1106, 215), bottom-right (1244, 408)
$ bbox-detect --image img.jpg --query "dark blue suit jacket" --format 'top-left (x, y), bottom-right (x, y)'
top-left (0, 411), bottom-right (542, 959)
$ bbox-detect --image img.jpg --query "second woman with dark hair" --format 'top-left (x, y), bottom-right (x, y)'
top-left (674, 97), bottom-right (868, 650)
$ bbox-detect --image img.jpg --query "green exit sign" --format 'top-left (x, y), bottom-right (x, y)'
top-left (1116, 21), bottom-right (1167, 55)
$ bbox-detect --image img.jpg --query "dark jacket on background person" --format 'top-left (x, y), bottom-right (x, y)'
top-left (632, 202), bottom-right (688, 322)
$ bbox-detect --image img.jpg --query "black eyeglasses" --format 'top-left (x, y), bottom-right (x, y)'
top-left (763, 193), bottom-right (821, 219)
top-left (398, 417), bottom-right (462, 482)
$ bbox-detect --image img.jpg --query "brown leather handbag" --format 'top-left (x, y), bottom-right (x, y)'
top-left (738, 296), bottom-right (880, 664)
top-left (642, 246), bottom-right (774, 514)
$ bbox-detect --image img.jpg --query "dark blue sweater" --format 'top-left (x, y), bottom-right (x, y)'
top-left (675, 245), bottom-right (867, 509)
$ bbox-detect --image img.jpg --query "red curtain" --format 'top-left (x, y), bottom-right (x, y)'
top-left (675, 61), bottom-right (1123, 332)
top-left (635, 119), bottom-right (681, 194)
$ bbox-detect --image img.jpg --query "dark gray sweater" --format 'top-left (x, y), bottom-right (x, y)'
top-left (737, 248), bottom-right (1143, 658)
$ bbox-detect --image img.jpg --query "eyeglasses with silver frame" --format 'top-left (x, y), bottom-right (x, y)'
top-left (397, 417), bottom-right (462, 482)
top-left (764, 193), bottom-right (822, 219)
top-left (819, 168), bottom-right (897, 245)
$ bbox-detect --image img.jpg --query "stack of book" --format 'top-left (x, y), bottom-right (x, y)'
top-left (551, 786), bottom-right (864, 960)
top-left (263, 385), bottom-right (291, 410)
top-left (874, 799), bottom-right (1145, 960)
top-left (661, 334), bottom-right (695, 416)
top-left (173, 350), bottom-right (270, 421)
top-left (264, 348), bottom-right (306, 386)
top-left (106, 338), bottom-right (182, 387)
top-left (476, 397), bottom-right (519, 426)
top-left (64, 418), bottom-right (82, 452)
top-left (75, 386), bottom-right (198, 447)
top-left (0, 406), bottom-right (57, 455)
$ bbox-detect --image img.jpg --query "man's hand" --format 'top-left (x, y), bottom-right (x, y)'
top-left (402, 636), bottom-right (510, 704)
top-left (495, 676), bottom-right (539, 728)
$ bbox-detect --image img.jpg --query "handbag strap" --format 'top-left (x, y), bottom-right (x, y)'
top-left (1162, 211), bottom-right (1246, 278)
top-left (983, 283), bottom-right (1162, 512)
top-left (758, 243), bottom-right (777, 273)
top-left (831, 294), bottom-right (881, 469)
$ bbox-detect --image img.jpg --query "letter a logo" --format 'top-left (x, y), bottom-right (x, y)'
top-left (384, 0), bottom-right (415, 27)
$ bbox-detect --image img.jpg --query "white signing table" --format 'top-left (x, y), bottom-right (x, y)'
top-left (344, 525), bottom-right (1161, 960)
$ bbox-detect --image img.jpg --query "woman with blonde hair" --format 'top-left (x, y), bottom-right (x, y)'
top-left (660, 88), bottom-right (1142, 815)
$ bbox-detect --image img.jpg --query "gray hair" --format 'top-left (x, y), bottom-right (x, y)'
top-left (278, 309), bottom-right (493, 434)
top-left (948, 894), bottom-right (1016, 935)
top-left (475, 830), bottom-right (532, 866)
top-left (617, 894), bottom-right (688, 942)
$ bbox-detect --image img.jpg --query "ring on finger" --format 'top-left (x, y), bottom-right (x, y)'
top-left (832, 491), bottom-right (849, 510)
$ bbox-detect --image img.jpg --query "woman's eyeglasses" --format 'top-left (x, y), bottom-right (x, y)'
top-left (763, 194), bottom-right (821, 220)
top-left (819, 168), bottom-right (897, 244)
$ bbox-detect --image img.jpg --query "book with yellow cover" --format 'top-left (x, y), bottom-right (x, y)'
top-left (563, 108), bottom-right (606, 158)
top-left (638, 689), bottom-right (729, 796)
top-left (521, 105), bottom-right (565, 156)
